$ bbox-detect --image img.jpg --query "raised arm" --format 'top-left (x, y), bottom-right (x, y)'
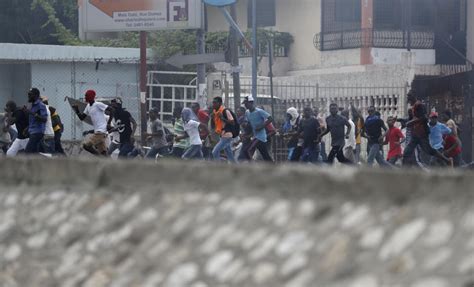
top-left (72, 105), bottom-right (87, 121)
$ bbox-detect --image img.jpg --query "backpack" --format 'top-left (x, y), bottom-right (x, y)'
top-left (223, 108), bottom-right (240, 138)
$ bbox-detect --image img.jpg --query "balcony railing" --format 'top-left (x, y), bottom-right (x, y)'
top-left (206, 43), bottom-right (289, 58)
top-left (314, 28), bottom-right (435, 51)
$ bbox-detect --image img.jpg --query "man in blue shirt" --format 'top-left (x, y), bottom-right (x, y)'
top-left (428, 112), bottom-right (452, 166)
top-left (244, 96), bottom-right (274, 162)
top-left (25, 88), bottom-right (48, 154)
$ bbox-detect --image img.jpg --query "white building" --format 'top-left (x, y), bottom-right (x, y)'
top-left (206, 0), bottom-right (473, 119)
top-left (0, 43), bottom-right (143, 140)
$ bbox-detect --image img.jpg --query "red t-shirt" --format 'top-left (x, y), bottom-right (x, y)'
top-left (444, 135), bottom-right (462, 157)
top-left (197, 109), bottom-right (210, 139)
top-left (386, 127), bottom-right (405, 160)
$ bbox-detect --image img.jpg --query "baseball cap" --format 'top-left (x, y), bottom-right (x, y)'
top-left (148, 107), bottom-right (159, 114)
top-left (429, 111), bottom-right (438, 118)
top-left (28, 88), bottom-right (40, 97)
top-left (243, 95), bottom-right (255, 103)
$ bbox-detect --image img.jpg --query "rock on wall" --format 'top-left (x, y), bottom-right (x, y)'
top-left (0, 158), bottom-right (473, 287)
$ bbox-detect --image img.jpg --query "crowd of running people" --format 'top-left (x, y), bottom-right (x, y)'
top-left (0, 88), bottom-right (468, 169)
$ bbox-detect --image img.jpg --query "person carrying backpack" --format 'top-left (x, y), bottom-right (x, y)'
top-left (211, 97), bottom-right (238, 163)
top-left (243, 96), bottom-right (274, 162)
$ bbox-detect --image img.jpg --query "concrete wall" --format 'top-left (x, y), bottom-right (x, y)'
top-left (0, 158), bottom-right (473, 286)
top-left (273, 0), bottom-right (321, 71)
top-left (320, 49), bottom-right (362, 68)
top-left (30, 62), bottom-right (139, 140)
top-left (371, 49), bottom-right (436, 65)
top-left (206, 0), bottom-right (322, 72)
top-left (468, 0), bottom-right (474, 63)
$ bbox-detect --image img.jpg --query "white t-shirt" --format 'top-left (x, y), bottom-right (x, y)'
top-left (184, 120), bottom-right (202, 146)
top-left (44, 105), bottom-right (54, 136)
top-left (84, 102), bottom-right (108, 133)
top-left (345, 119), bottom-right (356, 149)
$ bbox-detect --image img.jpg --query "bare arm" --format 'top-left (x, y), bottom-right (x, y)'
top-left (345, 121), bottom-right (351, 138)
top-left (72, 105), bottom-right (87, 121)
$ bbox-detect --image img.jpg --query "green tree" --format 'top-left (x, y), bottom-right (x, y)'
top-left (0, 0), bottom-right (53, 44)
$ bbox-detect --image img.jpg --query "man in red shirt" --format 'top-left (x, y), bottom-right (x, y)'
top-left (191, 102), bottom-right (210, 158)
top-left (444, 120), bottom-right (462, 167)
top-left (385, 116), bottom-right (405, 165)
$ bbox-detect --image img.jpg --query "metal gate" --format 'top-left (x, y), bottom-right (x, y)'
top-left (147, 71), bottom-right (198, 123)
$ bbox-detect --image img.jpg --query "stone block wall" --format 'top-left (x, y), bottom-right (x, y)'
top-left (0, 159), bottom-right (473, 286)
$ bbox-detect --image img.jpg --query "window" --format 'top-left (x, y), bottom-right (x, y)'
top-left (247, 0), bottom-right (276, 28)
top-left (334, 0), bottom-right (360, 23)
top-left (411, 0), bottom-right (433, 27)
top-left (374, 0), bottom-right (402, 29)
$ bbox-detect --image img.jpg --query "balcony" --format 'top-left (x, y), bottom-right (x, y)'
top-left (314, 28), bottom-right (435, 51)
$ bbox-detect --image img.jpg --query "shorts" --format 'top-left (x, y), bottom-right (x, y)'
top-left (84, 133), bottom-right (107, 154)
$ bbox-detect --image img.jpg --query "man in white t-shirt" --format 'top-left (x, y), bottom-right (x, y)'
top-left (341, 109), bottom-right (356, 163)
top-left (176, 108), bottom-right (208, 160)
top-left (40, 96), bottom-right (56, 154)
top-left (72, 90), bottom-right (108, 156)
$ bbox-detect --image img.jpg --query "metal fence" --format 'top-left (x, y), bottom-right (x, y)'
top-left (206, 42), bottom-right (289, 58)
top-left (146, 71), bottom-right (198, 123)
top-left (229, 81), bottom-right (409, 162)
top-left (31, 60), bottom-right (141, 141)
top-left (314, 29), bottom-right (435, 51)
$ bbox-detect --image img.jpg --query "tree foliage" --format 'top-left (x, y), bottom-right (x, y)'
top-left (0, 0), bottom-right (293, 66)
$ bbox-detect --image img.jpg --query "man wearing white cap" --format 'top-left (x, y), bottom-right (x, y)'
top-left (243, 95), bottom-right (274, 162)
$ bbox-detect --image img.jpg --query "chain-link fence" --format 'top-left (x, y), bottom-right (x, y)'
top-left (31, 60), bottom-right (141, 141)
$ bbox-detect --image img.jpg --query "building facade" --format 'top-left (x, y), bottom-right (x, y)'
top-left (207, 0), bottom-right (470, 72)
top-left (468, 0), bottom-right (474, 64)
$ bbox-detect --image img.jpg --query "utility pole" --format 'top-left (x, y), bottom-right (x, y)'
top-left (268, 39), bottom-right (275, 120)
top-left (251, 0), bottom-right (258, 100)
top-left (229, 4), bottom-right (241, 109)
top-left (405, 0), bottom-right (412, 51)
top-left (139, 31), bottom-right (147, 144)
top-left (196, 6), bottom-right (207, 107)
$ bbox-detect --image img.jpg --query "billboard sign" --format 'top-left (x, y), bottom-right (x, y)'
top-left (203, 0), bottom-right (237, 7)
top-left (81, 0), bottom-right (202, 32)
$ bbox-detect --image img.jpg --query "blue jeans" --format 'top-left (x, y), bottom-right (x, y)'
top-left (301, 146), bottom-right (320, 164)
top-left (118, 142), bottom-right (135, 158)
top-left (355, 143), bottom-right (361, 163)
top-left (41, 137), bottom-right (55, 154)
top-left (320, 141), bottom-right (328, 161)
top-left (288, 147), bottom-right (295, 161)
top-left (182, 145), bottom-right (204, 160)
top-left (25, 133), bottom-right (44, 154)
top-left (212, 137), bottom-right (236, 163)
top-left (146, 146), bottom-right (170, 159)
top-left (367, 143), bottom-right (391, 167)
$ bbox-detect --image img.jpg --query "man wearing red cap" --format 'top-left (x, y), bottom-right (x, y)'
top-left (72, 90), bottom-right (108, 156)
